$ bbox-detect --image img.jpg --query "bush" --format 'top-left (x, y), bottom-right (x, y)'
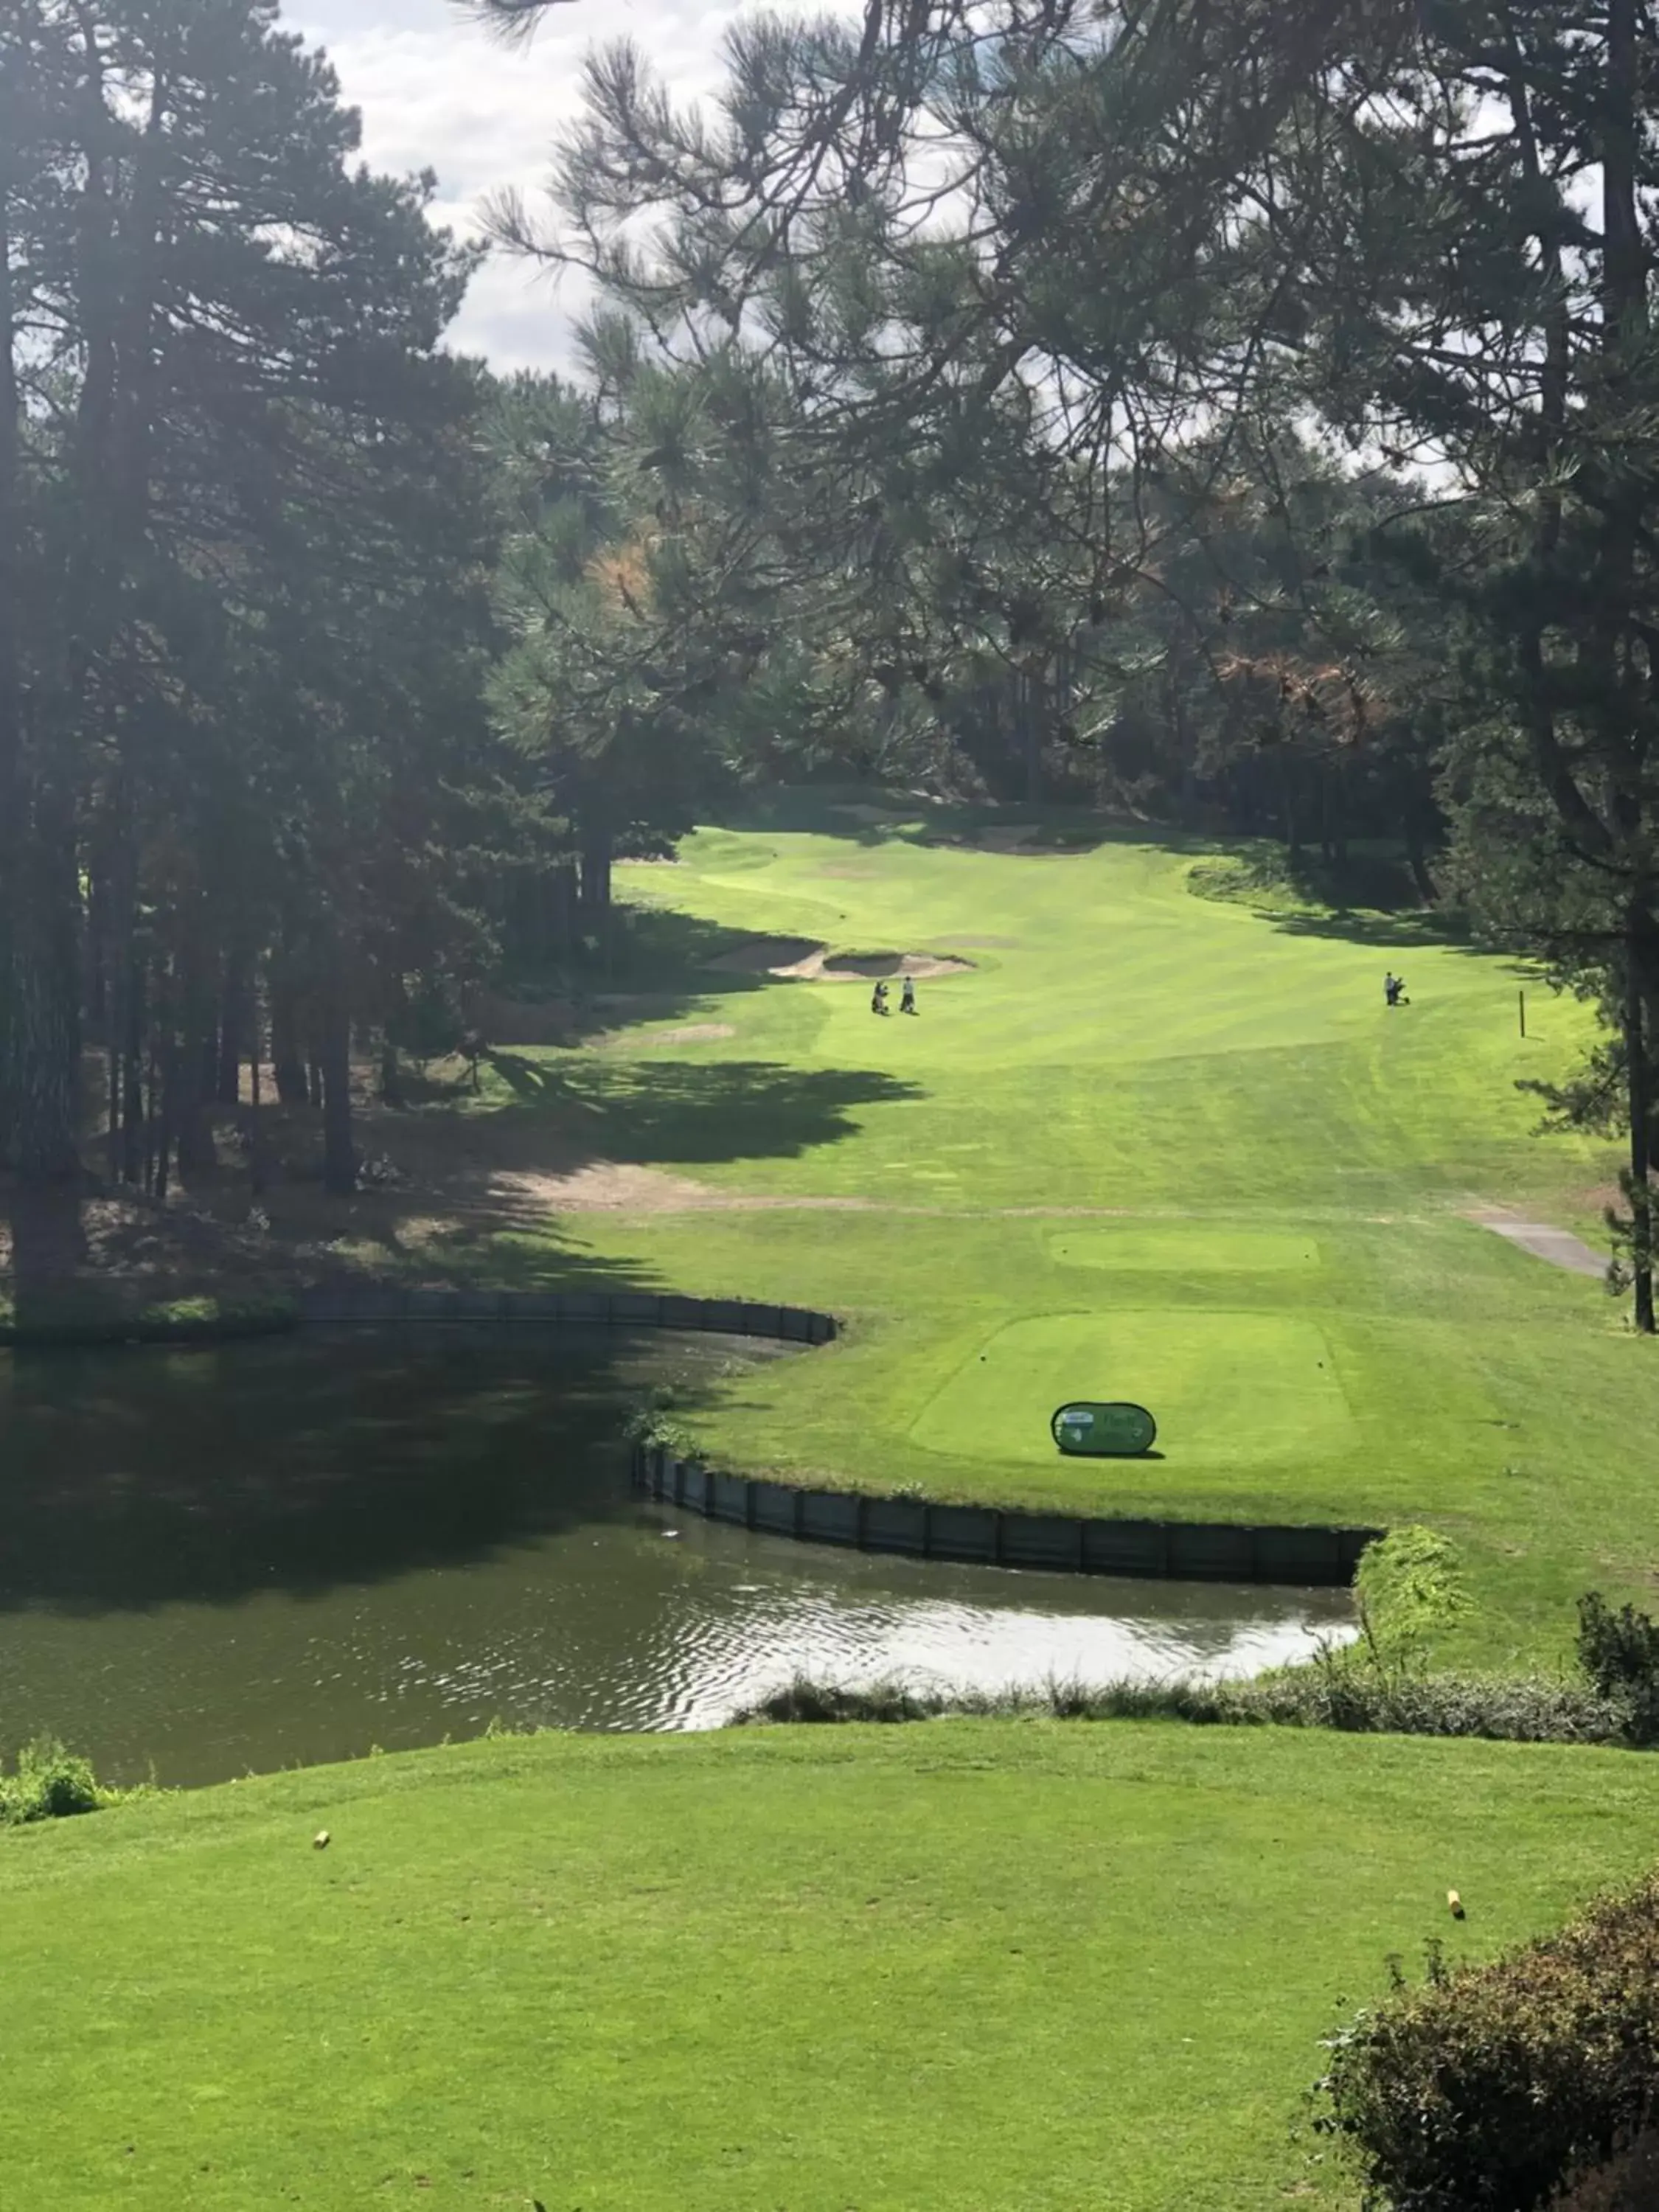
top-left (738, 1674), bottom-right (941, 1725)
top-left (0, 1736), bottom-right (106, 1825)
top-left (1551, 2129), bottom-right (1659, 2212)
top-left (1577, 1593), bottom-right (1659, 1745)
top-left (1250, 1666), bottom-right (1624, 1744)
top-left (623, 1390), bottom-right (697, 1459)
top-left (726, 1669), bottom-right (1627, 1743)
top-left (1314, 1873), bottom-right (1659, 2211)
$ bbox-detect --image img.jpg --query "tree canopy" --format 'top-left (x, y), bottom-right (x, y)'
top-left (470, 0), bottom-right (1659, 1326)
top-left (6, 0), bottom-right (1659, 1325)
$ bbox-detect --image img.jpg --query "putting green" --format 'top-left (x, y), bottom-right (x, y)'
top-left (909, 1312), bottom-right (1357, 1467)
top-left (1044, 1225), bottom-right (1320, 1273)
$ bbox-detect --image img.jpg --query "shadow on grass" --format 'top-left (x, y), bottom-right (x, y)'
top-left (480, 1054), bottom-right (923, 1166)
top-left (476, 906), bottom-right (789, 1051)
top-left (732, 787), bottom-right (1200, 859)
top-left (0, 1320), bottom-right (792, 1616)
top-left (62, 1034), bottom-right (925, 1298)
top-left (1177, 841), bottom-right (1494, 957)
top-left (714, 790), bottom-right (1496, 952)
top-left (1255, 907), bottom-right (1484, 953)
top-left (0, 1050), bottom-right (899, 1618)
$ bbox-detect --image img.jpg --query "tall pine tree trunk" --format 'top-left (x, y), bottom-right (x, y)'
top-left (1280, 756), bottom-right (1301, 859)
top-left (1626, 953), bottom-right (1655, 1335)
top-left (121, 960), bottom-right (145, 1188)
top-left (553, 858), bottom-right (580, 960)
top-left (1603, 0), bottom-right (1653, 1334)
top-left (99, 790), bottom-right (139, 1184)
top-left (244, 974), bottom-right (272, 1198)
top-left (153, 1033), bottom-right (175, 1203)
top-left (11, 777), bottom-right (83, 1185)
top-left (9, 765), bottom-right (85, 1287)
top-left (216, 954), bottom-right (246, 1106)
top-left (0, 153), bottom-right (22, 1169)
top-left (319, 976), bottom-right (355, 1196)
top-left (1403, 790), bottom-right (1436, 903)
top-left (580, 831), bottom-right (613, 919)
top-left (172, 950), bottom-right (215, 1184)
top-left (1020, 663), bottom-right (1043, 804)
top-left (269, 970), bottom-right (309, 1106)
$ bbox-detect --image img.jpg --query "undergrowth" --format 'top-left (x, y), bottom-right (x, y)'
top-left (0, 1736), bottom-right (119, 1826)
top-left (728, 1668), bottom-right (1628, 1742)
top-left (733, 1534), bottom-right (1657, 1747)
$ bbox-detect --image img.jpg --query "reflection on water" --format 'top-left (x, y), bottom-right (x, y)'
top-left (0, 1330), bottom-right (1354, 1787)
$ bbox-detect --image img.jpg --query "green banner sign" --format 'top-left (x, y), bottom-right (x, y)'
top-left (1051, 1401), bottom-right (1158, 1458)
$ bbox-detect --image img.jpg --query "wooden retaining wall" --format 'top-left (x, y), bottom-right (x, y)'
top-left (298, 1285), bottom-right (838, 1345)
top-left (633, 1443), bottom-right (1377, 1588)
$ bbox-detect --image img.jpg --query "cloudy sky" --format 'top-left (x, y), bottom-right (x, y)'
top-left (284, 0), bottom-right (850, 375)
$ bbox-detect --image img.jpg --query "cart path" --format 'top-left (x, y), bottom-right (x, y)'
top-left (1465, 1207), bottom-right (1605, 1278)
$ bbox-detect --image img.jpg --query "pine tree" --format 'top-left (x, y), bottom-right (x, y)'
top-left (2, 0), bottom-right (507, 1272)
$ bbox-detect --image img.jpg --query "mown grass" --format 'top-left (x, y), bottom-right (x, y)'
top-left (395, 799), bottom-right (1651, 1670)
top-left (6, 1723), bottom-right (1659, 2211)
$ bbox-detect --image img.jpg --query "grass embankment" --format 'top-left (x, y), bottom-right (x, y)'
top-left (375, 795), bottom-right (1644, 1672)
top-left (0, 1289), bottom-right (296, 1345)
top-left (7, 1723), bottom-right (1659, 2211)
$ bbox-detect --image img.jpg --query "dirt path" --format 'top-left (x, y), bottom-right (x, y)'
top-left (492, 1165), bottom-right (1146, 1217)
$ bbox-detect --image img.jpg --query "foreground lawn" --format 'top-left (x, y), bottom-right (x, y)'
top-left (7, 1723), bottom-right (1659, 2210)
top-left (364, 797), bottom-right (1656, 1669)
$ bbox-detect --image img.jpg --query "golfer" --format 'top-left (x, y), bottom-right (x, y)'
top-left (900, 974), bottom-right (917, 1015)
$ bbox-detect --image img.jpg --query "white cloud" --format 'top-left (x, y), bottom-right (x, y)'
top-left (285, 0), bottom-right (860, 373)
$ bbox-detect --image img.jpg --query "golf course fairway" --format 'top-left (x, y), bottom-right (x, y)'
top-left (13, 798), bottom-right (1659, 2211)
top-left (442, 796), bottom-right (1651, 1672)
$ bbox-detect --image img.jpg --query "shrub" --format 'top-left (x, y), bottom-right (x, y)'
top-left (0, 1736), bottom-right (105, 1825)
top-left (1551, 2129), bottom-right (1659, 2212)
top-left (726, 1669), bottom-right (1628, 1743)
top-left (1314, 1873), bottom-right (1659, 2211)
top-left (622, 1385), bottom-right (698, 1460)
top-left (623, 1409), bottom-right (697, 1458)
top-left (1577, 1593), bottom-right (1659, 1745)
top-left (737, 1674), bottom-right (941, 1725)
top-left (1251, 1667), bottom-right (1624, 1745)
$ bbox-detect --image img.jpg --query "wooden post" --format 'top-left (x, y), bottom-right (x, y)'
top-left (1519, 990), bottom-right (1527, 1038)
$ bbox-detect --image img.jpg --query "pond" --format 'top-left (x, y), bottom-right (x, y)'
top-left (0, 1329), bottom-right (1355, 1787)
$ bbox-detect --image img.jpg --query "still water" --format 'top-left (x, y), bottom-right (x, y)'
top-left (0, 1329), bottom-right (1354, 1787)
